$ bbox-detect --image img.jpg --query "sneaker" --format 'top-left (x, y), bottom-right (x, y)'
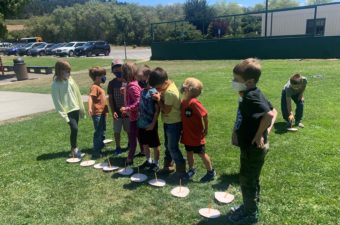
top-left (200, 169), bottom-right (216, 183)
top-left (231, 205), bottom-right (244, 213)
top-left (139, 160), bottom-right (152, 170)
top-left (75, 149), bottom-right (85, 158)
top-left (149, 163), bottom-right (160, 172)
top-left (295, 122), bottom-right (304, 128)
top-left (228, 207), bottom-right (258, 224)
top-left (185, 168), bottom-right (196, 180)
top-left (113, 147), bottom-right (122, 155)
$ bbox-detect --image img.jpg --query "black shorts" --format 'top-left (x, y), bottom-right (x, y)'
top-left (138, 123), bottom-right (160, 148)
top-left (185, 145), bottom-right (205, 154)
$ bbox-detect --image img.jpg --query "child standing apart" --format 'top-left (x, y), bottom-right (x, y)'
top-left (281, 74), bottom-right (307, 128)
top-left (88, 67), bottom-right (109, 159)
top-left (228, 58), bottom-right (274, 224)
top-left (51, 60), bottom-right (85, 158)
top-left (137, 66), bottom-right (161, 172)
top-left (149, 68), bottom-right (186, 177)
top-left (120, 62), bottom-right (142, 165)
top-left (108, 59), bottom-right (130, 155)
top-left (180, 78), bottom-right (216, 182)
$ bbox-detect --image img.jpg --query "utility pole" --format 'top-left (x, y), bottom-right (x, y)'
top-left (265, 0), bottom-right (269, 37)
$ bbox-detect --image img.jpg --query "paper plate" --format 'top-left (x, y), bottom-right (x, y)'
top-left (103, 165), bottom-right (119, 172)
top-left (80, 160), bottom-right (96, 167)
top-left (130, 173), bottom-right (148, 182)
top-left (93, 162), bottom-right (108, 169)
top-left (199, 208), bottom-right (221, 219)
top-left (103, 139), bottom-right (113, 144)
top-left (214, 192), bottom-right (235, 204)
top-left (287, 127), bottom-right (298, 132)
top-left (66, 158), bottom-right (81, 163)
top-left (148, 179), bottom-right (166, 187)
top-left (170, 186), bottom-right (190, 198)
top-left (118, 167), bottom-right (134, 176)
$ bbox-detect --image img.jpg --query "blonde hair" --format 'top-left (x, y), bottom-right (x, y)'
top-left (54, 60), bottom-right (71, 81)
top-left (122, 62), bottom-right (138, 82)
top-left (183, 77), bottom-right (203, 98)
top-left (89, 67), bottom-right (106, 81)
top-left (233, 58), bottom-right (261, 83)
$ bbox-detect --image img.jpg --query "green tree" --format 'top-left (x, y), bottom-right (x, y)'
top-left (184, 0), bottom-right (215, 34)
top-left (268, 0), bottom-right (300, 9)
top-left (212, 1), bottom-right (244, 17)
top-left (306, 0), bottom-right (333, 5)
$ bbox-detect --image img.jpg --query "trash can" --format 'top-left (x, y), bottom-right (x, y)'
top-left (13, 57), bottom-right (28, 81)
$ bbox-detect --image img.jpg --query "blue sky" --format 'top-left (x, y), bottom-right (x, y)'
top-left (123, 0), bottom-right (307, 7)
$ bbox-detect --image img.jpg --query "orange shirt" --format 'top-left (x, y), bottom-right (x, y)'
top-left (181, 98), bottom-right (208, 146)
top-left (89, 84), bottom-right (108, 115)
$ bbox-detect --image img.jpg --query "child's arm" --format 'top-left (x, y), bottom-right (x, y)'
top-left (252, 111), bottom-right (274, 149)
top-left (123, 86), bottom-right (141, 113)
top-left (146, 103), bottom-right (160, 131)
top-left (88, 96), bottom-right (93, 116)
top-left (51, 86), bottom-right (69, 123)
top-left (298, 86), bottom-right (306, 101)
top-left (152, 92), bottom-right (172, 114)
top-left (267, 108), bottom-right (277, 134)
top-left (202, 115), bottom-right (208, 137)
top-left (108, 94), bottom-right (118, 119)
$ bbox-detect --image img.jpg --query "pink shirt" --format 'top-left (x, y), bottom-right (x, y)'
top-left (125, 80), bottom-right (141, 121)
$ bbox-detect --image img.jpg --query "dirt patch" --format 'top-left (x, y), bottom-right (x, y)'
top-left (6, 24), bottom-right (25, 32)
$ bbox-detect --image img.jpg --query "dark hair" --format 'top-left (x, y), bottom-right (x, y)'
top-left (54, 60), bottom-right (71, 81)
top-left (148, 67), bottom-right (168, 87)
top-left (89, 67), bottom-right (106, 81)
top-left (290, 74), bottom-right (302, 85)
top-left (233, 58), bottom-right (261, 83)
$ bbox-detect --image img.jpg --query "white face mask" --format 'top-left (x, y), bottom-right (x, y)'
top-left (232, 81), bottom-right (247, 92)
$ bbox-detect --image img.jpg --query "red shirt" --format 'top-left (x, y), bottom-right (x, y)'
top-left (181, 98), bottom-right (208, 146)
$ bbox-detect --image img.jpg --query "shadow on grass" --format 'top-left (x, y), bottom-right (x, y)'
top-left (0, 74), bottom-right (16, 80)
top-left (274, 122), bottom-right (288, 134)
top-left (196, 214), bottom-right (255, 225)
top-left (212, 173), bottom-right (239, 191)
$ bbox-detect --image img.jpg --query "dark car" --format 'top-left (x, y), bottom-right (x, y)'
top-left (17, 42), bottom-right (45, 56)
top-left (46, 43), bottom-right (67, 55)
top-left (5, 43), bottom-right (25, 56)
top-left (75, 41), bottom-right (110, 57)
top-left (29, 43), bottom-right (55, 56)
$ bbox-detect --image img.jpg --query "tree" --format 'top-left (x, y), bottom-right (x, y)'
top-left (212, 1), bottom-right (244, 17)
top-left (306, 0), bottom-right (333, 5)
top-left (184, 0), bottom-right (215, 34)
top-left (208, 19), bottom-right (231, 38)
top-left (268, 0), bottom-right (300, 9)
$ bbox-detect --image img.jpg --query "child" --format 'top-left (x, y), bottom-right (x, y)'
top-left (281, 73), bottom-right (307, 128)
top-left (149, 67), bottom-right (186, 177)
top-left (51, 60), bottom-right (85, 158)
top-left (180, 77), bottom-right (216, 182)
top-left (137, 66), bottom-right (161, 172)
top-left (120, 62), bottom-right (142, 165)
top-left (108, 59), bottom-right (130, 155)
top-left (228, 58), bottom-right (275, 224)
top-left (88, 67), bottom-right (109, 159)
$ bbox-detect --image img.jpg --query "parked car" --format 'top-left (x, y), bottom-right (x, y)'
top-left (17, 42), bottom-right (46, 56)
top-left (5, 43), bottom-right (25, 56)
top-left (55, 42), bottom-right (86, 57)
top-left (29, 43), bottom-right (55, 56)
top-left (0, 42), bottom-right (13, 55)
top-left (75, 41), bottom-right (111, 57)
top-left (46, 43), bottom-right (67, 55)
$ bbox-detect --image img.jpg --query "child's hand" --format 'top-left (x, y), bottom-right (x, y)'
top-left (146, 122), bottom-right (155, 131)
top-left (252, 135), bottom-right (265, 149)
top-left (88, 109), bottom-right (93, 117)
top-left (120, 107), bottom-right (127, 114)
top-left (203, 128), bottom-right (208, 137)
top-left (152, 92), bottom-right (161, 102)
top-left (120, 87), bottom-right (125, 95)
top-left (113, 112), bottom-right (119, 120)
top-left (288, 113), bottom-right (295, 122)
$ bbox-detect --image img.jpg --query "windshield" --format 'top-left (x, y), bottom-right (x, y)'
top-left (75, 43), bottom-right (85, 47)
top-left (35, 44), bottom-right (47, 49)
top-left (83, 42), bottom-right (95, 47)
top-left (65, 43), bottom-right (75, 47)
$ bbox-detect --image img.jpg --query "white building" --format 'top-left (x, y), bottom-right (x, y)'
top-left (261, 3), bottom-right (340, 37)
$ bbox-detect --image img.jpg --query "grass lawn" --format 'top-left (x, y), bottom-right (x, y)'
top-left (0, 59), bottom-right (339, 224)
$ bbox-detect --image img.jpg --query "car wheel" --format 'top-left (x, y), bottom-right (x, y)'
top-left (68, 51), bottom-right (74, 57)
top-left (86, 51), bottom-right (92, 57)
top-left (104, 50), bottom-right (109, 56)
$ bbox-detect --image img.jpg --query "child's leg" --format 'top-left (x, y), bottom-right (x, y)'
top-left (67, 110), bottom-right (79, 151)
top-left (143, 145), bottom-right (151, 162)
top-left (187, 151), bottom-right (195, 169)
top-left (113, 118), bottom-right (122, 148)
top-left (153, 146), bottom-right (160, 163)
top-left (198, 153), bottom-right (213, 171)
top-left (292, 94), bottom-right (304, 123)
top-left (127, 121), bottom-right (138, 162)
top-left (280, 90), bottom-right (289, 122)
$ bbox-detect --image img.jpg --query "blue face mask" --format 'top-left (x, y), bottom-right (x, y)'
top-left (101, 76), bottom-right (107, 84)
top-left (114, 72), bottom-right (122, 78)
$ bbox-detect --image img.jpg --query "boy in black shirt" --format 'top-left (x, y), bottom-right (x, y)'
top-left (229, 58), bottom-right (275, 224)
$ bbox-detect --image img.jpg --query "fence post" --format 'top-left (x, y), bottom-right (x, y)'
top-left (0, 56), bottom-right (4, 76)
top-left (313, 5), bottom-right (318, 36)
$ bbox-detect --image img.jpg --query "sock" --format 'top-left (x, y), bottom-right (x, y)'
top-left (147, 158), bottom-right (152, 164)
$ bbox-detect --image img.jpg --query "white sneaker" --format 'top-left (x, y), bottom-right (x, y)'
top-left (74, 148), bottom-right (85, 158)
top-left (296, 122), bottom-right (304, 128)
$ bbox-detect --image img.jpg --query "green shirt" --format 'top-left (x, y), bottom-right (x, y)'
top-left (162, 81), bottom-right (181, 124)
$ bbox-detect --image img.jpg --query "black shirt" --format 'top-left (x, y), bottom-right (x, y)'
top-left (235, 87), bottom-right (273, 148)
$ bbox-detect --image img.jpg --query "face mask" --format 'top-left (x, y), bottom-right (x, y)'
top-left (180, 84), bottom-right (187, 94)
top-left (114, 72), bottom-right (122, 78)
top-left (138, 80), bottom-right (147, 88)
top-left (101, 76), bottom-right (107, 84)
top-left (232, 81), bottom-right (247, 92)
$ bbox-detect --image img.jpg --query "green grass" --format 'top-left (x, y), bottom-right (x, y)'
top-left (0, 59), bottom-right (339, 224)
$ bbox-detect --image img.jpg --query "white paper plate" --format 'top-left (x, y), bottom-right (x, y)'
top-left (93, 162), bottom-right (108, 169)
top-left (170, 186), bottom-right (190, 198)
top-left (130, 173), bottom-right (148, 182)
top-left (199, 208), bottom-right (221, 219)
top-left (214, 192), bottom-right (235, 204)
top-left (66, 158), bottom-right (81, 163)
top-left (103, 166), bottom-right (119, 172)
top-left (118, 167), bottom-right (134, 176)
top-left (80, 160), bottom-right (96, 167)
top-left (103, 139), bottom-right (113, 144)
top-left (287, 127), bottom-right (298, 132)
top-left (148, 179), bottom-right (166, 187)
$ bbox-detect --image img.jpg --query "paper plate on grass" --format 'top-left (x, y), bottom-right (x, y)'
top-left (93, 162), bottom-right (108, 169)
top-left (170, 186), bottom-right (190, 198)
top-left (148, 179), bottom-right (166, 187)
top-left (103, 139), bottom-right (113, 144)
top-left (80, 160), bottom-right (96, 167)
top-left (118, 167), bottom-right (134, 176)
top-left (287, 127), bottom-right (298, 132)
top-left (199, 208), bottom-right (221, 219)
top-left (103, 165), bottom-right (119, 172)
top-left (214, 192), bottom-right (234, 204)
top-left (66, 158), bottom-right (81, 163)
top-left (131, 173), bottom-right (148, 182)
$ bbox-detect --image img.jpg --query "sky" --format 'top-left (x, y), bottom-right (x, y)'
top-left (122, 0), bottom-right (308, 7)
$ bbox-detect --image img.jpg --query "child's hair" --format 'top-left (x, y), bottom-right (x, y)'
top-left (233, 58), bottom-right (261, 83)
top-left (290, 73), bottom-right (303, 85)
top-left (148, 67), bottom-right (168, 87)
top-left (122, 62), bottom-right (138, 82)
top-left (137, 65), bottom-right (151, 81)
top-left (54, 60), bottom-right (71, 81)
top-left (183, 77), bottom-right (203, 98)
top-left (89, 67), bottom-right (106, 81)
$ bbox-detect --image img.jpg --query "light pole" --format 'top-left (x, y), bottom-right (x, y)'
top-left (265, 0), bottom-right (269, 37)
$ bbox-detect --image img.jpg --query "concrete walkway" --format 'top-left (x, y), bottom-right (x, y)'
top-left (0, 91), bottom-right (87, 122)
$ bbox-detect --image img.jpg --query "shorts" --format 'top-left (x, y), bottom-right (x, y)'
top-left (185, 145), bottom-right (205, 154)
top-left (138, 122), bottom-right (160, 148)
top-left (113, 117), bottom-right (129, 133)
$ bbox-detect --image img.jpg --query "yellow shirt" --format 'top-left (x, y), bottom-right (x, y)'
top-left (162, 81), bottom-right (181, 124)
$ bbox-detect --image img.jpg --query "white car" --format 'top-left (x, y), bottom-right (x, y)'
top-left (55, 42), bottom-right (86, 57)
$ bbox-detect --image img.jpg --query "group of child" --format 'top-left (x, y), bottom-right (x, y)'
top-left (51, 58), bottom-right (307, 224)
